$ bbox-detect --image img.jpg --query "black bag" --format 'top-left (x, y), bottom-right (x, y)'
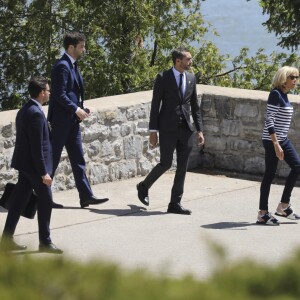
top-left (0, 183), bottom-right (37, 219)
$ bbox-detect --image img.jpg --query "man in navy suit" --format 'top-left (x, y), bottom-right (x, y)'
top-left (137, 47), bottom-right (205, 214)
top-left (0, 77), bottom-right (62, 253)
top-left (48, 31), bottom-right (108, 208)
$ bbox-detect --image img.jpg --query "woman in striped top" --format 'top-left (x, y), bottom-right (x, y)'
top-left (257, 66), bottom-right (300, 225)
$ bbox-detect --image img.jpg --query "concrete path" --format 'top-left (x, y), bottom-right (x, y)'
top-left (1, 171), bottom-right (300, 280)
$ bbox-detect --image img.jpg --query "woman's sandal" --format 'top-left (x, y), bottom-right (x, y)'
top-left (256, 212), bottom-right (280, 226)
top-left (275, 205), bottom-right (300, 220)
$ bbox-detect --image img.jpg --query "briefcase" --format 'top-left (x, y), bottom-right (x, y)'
top-left (0, 182), bottom-right (37, 219)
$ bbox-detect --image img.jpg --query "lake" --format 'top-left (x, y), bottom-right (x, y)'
top-left (200, 0), bottom-right (292, 57)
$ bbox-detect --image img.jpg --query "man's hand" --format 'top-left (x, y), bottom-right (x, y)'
top-left (149, 132), bottom-right (158, 149)
top-left (42, 173), bottom-right (52, 186)
top-left (76, 107), bottom-right (90, 121)
top-left (197, 131), bottom-right (205, 147)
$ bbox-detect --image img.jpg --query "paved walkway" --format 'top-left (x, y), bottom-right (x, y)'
top-left (1, 171), bottom-right (300, 279)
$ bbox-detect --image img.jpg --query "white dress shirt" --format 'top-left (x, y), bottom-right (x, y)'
top-left (172, 67), bottom-right (186, 96)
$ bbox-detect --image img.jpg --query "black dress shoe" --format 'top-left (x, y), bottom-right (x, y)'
top-left (167, 203), bottom-right (192, 215)
top-left (136, 182), bottom-right (149, 206)
top-left (39, 243), bottom-right (63, 254)
top-left (52, 201), bottom-right (64, 209)
top-left (0, 238), bottom-right (27, 251)
top-left (80, 195), bottom-right (109, 208)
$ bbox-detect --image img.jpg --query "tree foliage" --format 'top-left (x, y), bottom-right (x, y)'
top-left (194, 48), bottom-right (300, 92)
top-left (259, 0), bottom-right (300, 50)
top-left (0, 0), bottom-right (299, 111)
top-left (0, 0), bottom-right (209, 109)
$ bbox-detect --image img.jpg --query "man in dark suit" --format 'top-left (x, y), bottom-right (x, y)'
top-left (48, 31), bottom-right (108, 209)
top-left (0, 77), bottom-right (62, 253)
top-left (137, 47), bottom-right (204, 215)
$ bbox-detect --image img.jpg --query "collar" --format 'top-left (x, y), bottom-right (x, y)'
top-left (172, 67), bottom-right (185, 77)
top-left (30, 98), bottom-right (43, 110)
top-left (65, 52), bottom-right (76, 65)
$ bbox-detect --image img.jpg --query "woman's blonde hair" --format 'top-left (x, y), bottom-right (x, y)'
top-left (272, 66), bottom-right (299, 89)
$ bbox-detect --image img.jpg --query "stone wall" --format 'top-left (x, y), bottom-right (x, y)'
top-left (199, 85), bottom-right (300, 177)
top-left (1, 85), bottom-right (300, 193)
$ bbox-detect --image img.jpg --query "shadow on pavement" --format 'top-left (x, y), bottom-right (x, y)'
top-left (7, 250), bottom-right (41, 256)
top-left (88, 204), bottom-right (167, 217)
top-left (201, 222), bottom-right (253, 230)
top-left (201, 220), bottom-right (298, 230)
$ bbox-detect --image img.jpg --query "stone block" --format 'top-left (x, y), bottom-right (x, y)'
top-left (108, 160), bottom-right (137, 181)
top-left (124, 136), bottom-right (143, 159)
top-left (234, 103), bottom-right (258, 118)
top-left (3, 139), bottom-right (15, 149)
top-left (113, 141), bottom-right (123, 159)
top-left (138, 159), bottom-right (155, 176)
top-left (214, 154), bottom-right (244, 172)
top-left (244, 156), bottom-right (265, 174)
top-left (2, 123), bottom-right (14, 138)
top-left (52, 174), bottom-right (68, 192)
top-left (96, 125), bottom-right (110, 139)
top-left (205, 136), bottom-right (227, 151)
top-left (82, 127), bottom-right (101, 143)
top-left (89, 163), bottom-right (109, 184)
top-left (110, 125), bottom-right (121, 138)
top-left (87, 140), bottom-right (101, 159)
top-left (221, 119), bottom-right (240, 136)
top-left (201, 98), bottom-right (217, 118)
top-left (99, 140), bottom-right (114, 158)
top-left (120, 124), bottom-right (132, 137)
top-left (203, 120), bottom-right (220, 134)
top-left (126, 106), bottom-right (148, 120)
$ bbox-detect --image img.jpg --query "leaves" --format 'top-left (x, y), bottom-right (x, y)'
top-left (259, 0), bottom-right (300, 50)
top-left (0, 0), bottom-right (300, 111)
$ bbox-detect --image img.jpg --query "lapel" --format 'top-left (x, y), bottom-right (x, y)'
top-left (183, 71), bottom-right (192, 102)
top-left (29, 100), bottom-right (51, 136)
top-left (62, 54), bottom-right (82, 89)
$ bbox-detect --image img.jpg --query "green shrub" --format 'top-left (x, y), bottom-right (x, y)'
top-left (0, 250), bottom-right (300, 300)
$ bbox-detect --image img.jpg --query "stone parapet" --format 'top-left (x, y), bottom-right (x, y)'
top-left (1, 85), bottom-right (300, 193)
top-left (199, 85), bottom-right (300, 178)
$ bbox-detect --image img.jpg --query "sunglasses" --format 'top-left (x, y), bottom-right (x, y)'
top-left (288, 75), bottom-right (299, 80)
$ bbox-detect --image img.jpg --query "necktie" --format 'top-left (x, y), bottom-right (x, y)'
top-left (74, 61), bottom-right (79, 81)
top-left (179, 73), bottom-right (184, 100)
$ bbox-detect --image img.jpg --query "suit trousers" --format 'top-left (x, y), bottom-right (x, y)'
top-left (143, 122), bottom-right (194, 203)
top-left (51, 120), bottom-right (93, 199)
top-left (259, 138), bottom-right (300, 211)
top-left (3, 171), bottom-right (52, 244)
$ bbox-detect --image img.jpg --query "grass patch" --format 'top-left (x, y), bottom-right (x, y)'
top-left (1, 249), bottom-right (300, 299)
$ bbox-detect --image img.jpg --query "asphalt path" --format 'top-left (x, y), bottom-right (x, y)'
top-left (1, 171), bottom-right (300, 279)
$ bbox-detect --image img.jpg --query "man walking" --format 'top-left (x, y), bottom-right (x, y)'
top-left (0, 77), bottom-right (62, 253)
top-left (137, 47), bottom-right (204, 214)
top-left (48, 31), bottom-right (109, 208)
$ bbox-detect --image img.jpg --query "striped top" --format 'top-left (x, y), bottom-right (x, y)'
top-left (262, 89), bottom-right (293, 141)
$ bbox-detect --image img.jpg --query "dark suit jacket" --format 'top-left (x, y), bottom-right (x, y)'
top-left (149, 68), bottom-right (203, 132)
top-left (48, 53), bottom-right (84, 124)
top-left (11, 100), bottom-right (53, 177)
